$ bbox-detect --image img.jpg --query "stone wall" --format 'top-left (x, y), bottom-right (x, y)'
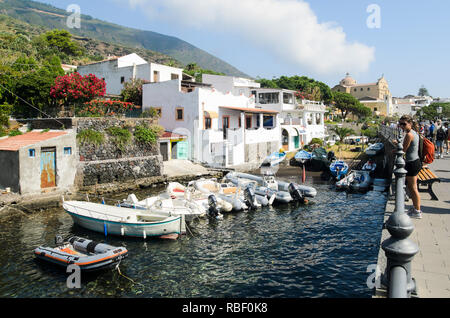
top-left (74, 118), bottom-right (163, 188)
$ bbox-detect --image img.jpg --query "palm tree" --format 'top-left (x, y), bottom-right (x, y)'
top-left (330, 126), bottom-right (355, 143)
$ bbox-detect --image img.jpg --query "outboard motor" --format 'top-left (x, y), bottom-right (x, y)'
top-left (244, 186), bottom-right (257, 210)
top-left (288, 183), bottom-right (305, 203)
top-left (327, 151), bottom-right (336, 162)
top-left (55, 235), bottom-right (64, 246)
top-left (208, 195), bottom-right (220, 218)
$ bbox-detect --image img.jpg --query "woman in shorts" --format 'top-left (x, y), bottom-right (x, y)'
top-left (396, 115), bottom-right (422, 219)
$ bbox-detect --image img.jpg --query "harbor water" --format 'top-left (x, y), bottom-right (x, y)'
top-left (0, 168), bottom-right (387, 298)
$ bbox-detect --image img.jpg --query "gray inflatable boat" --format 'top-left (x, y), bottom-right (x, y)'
top-left (34, 236), bottom-right (128, 271)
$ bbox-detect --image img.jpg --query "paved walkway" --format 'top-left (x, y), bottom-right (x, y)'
top-left (376, 153), bottom-right (450, 298)
top-left (410, 154), bottom-right (450, 297)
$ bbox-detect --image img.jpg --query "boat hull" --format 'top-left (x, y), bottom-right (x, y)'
top-left (65, 210), bottom-right (183, 239)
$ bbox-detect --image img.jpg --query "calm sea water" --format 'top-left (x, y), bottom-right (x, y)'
top-left (0, 170), bottom-right (387, 298)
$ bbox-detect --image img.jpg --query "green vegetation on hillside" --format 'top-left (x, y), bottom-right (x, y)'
top-left (0, 0), bottom-right (248, 77)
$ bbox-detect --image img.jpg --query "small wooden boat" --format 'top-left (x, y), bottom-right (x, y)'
top-left (34, 236), bottom-right (128, 271)
top-left (365, 143), bottom-right (384, 156)
top-left (261, 150), bottom-right (287, 167)
top-left (330, 160), bottom-right (349, 181)
top-left (63, 200), bottom-right (185, 239)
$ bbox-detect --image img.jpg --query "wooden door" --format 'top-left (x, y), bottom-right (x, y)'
top-left (41, 148), bottom-right (56, 188)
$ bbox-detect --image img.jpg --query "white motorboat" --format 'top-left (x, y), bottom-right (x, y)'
top-left (120, 193), bottom-right (205, 222)
top-left (336, 170), bottom-right (373, 193)
top-left (193, 178), bottom-right (261, 210)
top-left (167, 182), bottom-right (233, 215)
top-left (63, 199), bottom-right (185, 240)
top-left (224, 172), bottom-right (317, 204)
top-left (365, 143), bottom-right (384, 156)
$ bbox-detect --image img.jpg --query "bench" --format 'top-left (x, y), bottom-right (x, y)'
top-left (417, 167), bottom-right (441, 201)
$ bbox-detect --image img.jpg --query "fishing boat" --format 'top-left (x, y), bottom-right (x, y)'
top-left (329, 160), bottom-right (349, 181)
top-left (120, 193), bottom-right (205, 222)
top-left (294, 150), bottom-right (312, 164)
top-left (63, 199), bottom-right (185, 239)
top-left (261, 150), bottom-right (287, 167)
top-left (34, 236), bottom-right (128, 271)
top-left (365, 143), bottom-right (384, 156)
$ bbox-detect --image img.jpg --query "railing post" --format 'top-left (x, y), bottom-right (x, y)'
top-left (381, 127), bottom-right (419, 298)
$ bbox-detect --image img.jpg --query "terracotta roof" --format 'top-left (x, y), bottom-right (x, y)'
top-left (0, 131), bottom-right (68, 151)
top-left (219, 106), bottom-right (279, 114)
top-left (159, 131), bottom-right (186, 140)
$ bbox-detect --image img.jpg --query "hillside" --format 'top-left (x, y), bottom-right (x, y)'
top-left (0, 0), bottom-right (249, 77)
top-left (0, 14), bottom-right (180, 67)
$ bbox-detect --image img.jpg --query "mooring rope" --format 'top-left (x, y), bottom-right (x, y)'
top-left (115, 261), bottom-right (145, 288)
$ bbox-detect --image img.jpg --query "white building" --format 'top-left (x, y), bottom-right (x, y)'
top-left (202, 74), bottom-right (327, 151)
top-left (77, 53), bottom-right (184, 95)
top-left (142, 79), bottom-right (281, 167)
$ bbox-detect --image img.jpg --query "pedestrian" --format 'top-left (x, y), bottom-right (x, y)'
top-left (444, 122), bottom-right (449, 155)
top-left (435, 120), bottom-right (446, 158)
top-left (429, 120), bottom-right (436, 143)
top-left (394, 115), bottom-right (422, 219)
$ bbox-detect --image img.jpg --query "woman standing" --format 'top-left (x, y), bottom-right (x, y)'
top-left (395, 115), bottom-right (422, 219)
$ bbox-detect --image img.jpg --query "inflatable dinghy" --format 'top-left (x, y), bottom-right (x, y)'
top-left (34, 236), bottom-right (128, 271)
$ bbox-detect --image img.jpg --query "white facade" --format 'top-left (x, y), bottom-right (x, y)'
top-left (142, 80), bottom-right (281, 167)
top-left (202, 74), bottom-right (326, 151)
top-left (77, 53), bottom-right (183, 95)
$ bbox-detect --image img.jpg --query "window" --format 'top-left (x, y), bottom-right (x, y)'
top-left (121, 76), bottom-right (125, 84)
top-left (263, 115), bottom-right (274, 128)
top-left (361, 88), bottom-right (364, 91)
top-left (29, 149), bottom-right (36, 157)
top-left (204, 117), bottom-right (212, 130)
top-left (176, 107), bottom-right (184, 121)
top-left (245, 115), bottom-right (252, 129)
top-left (171, 73), bottom-right (179, 80)
top-left (153, 71), bottom-right (159, 82)
top-left (64, 147), bottom-right (72, 155)
top-left (283, 93), bottom-right (294, 104)
top-left (222, 116), bottom-right (230, 129)
top-left (368, 88), bottom-right (371, 91)
top-left (258, 92), bottom-right (279, 104)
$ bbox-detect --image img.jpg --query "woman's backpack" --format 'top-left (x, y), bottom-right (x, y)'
top-left (419, 135), bottom-right (435, 164)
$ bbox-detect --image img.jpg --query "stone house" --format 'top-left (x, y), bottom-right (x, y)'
top-left (0, 131), bottom-right (77, 194)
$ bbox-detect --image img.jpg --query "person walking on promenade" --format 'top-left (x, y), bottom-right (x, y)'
top-left (395, 115), bottom-right (423, 219)
top-left (444, 122), bottom-right (449, 155)
top-left (435, 120), bottom-right (446, 159)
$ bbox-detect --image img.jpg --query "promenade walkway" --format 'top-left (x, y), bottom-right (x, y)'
top-left (410, 155), bottom-right (450, 297)
top-left (376, 154), bottom-right (450, 297)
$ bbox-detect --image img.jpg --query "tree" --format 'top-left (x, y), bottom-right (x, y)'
top-left (332, 91), bottom-right (366, 120)
top-left (183, 62), bottom-right (225, 82)
top-left (257, 75), bottom-right (333, 104)
top-left (418, 85), bottom-right (430, 97)
top-left (35, 29), bottom-right (85, 62)
top-left (420, 102), bottom-right (450, 120)
top-left (50, 72), bottom-right (106, 110)
top-left (7, 55), bottom-right (64, 118)
top-left (330, 126), bottom-right (356, 142)
top-left (121, 78), bottom-right (149, 106)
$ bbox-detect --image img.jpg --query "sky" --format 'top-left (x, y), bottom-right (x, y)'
top-left (40, 0), bottom-right (450, 98)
